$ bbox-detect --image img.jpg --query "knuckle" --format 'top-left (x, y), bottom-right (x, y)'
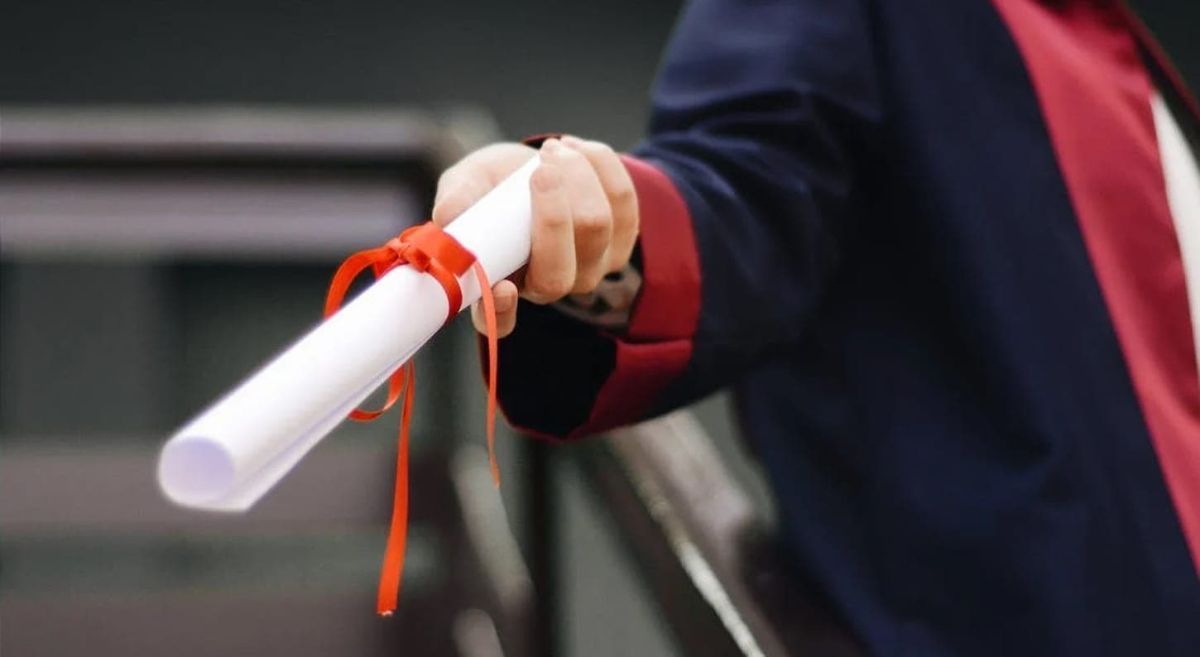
top-left (608, 244), bottom-right (635, 272)
top-left (435, 187), bottom-right (467, 208)
top-left (436, 163), bottom-right (460, 188)
top-left (574, 208), bottom-right (611, 235)
top-left (546, 274), bottom-right (574, 298)
top-left (530, 164), bottom-right (561, 193)
top-left (482, 141), bottom-right (519, 156)
top-left (528, 274), bottom-right (572, 301)
top-left (557, 144), bottom-right (587, 163)
top-left (611, 181), bottom-right (636, 207)
top-left (436, 173), bottom-right (476, 204)
top-left (432, 191), bottom-right (470, 224)
top-left (437, 160), bottom-right (475, 189)
top-left (539, 209), bottom-right (570, 231)
top-left (583, 140), bottom-right (616, 159)
top-left (573, 271), bottom-right (603, 294)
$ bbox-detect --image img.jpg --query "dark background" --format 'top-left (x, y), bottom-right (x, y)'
top-left (2, 0), bottom-right (1194, 147)
top-left (0, 0), bottom-right (683, 146)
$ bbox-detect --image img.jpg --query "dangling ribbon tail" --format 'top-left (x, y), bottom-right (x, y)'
top-left (323, 222), bottom-right (501, 618)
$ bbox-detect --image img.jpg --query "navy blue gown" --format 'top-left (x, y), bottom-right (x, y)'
top-left (491, 1), bottom-right (1200, 654)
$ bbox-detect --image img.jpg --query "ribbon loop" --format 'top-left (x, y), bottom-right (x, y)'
top-left (324, 221), bottom-right (501, 617)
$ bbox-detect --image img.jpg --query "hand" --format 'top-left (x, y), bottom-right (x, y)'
top-left (432, 136), bottom-right (639, 337)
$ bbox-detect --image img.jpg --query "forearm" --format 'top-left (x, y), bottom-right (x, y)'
top-left (484, 0), bottom-right (883, 438)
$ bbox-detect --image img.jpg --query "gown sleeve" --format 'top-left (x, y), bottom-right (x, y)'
top-left (487, 0), bottom-right (882, 439)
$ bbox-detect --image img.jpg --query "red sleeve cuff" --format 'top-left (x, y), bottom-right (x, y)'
top-left (559, 156), bottom-right (701, 434)
top-left (483, 154), bottom-right (702, 440)
top-left (621, 155), bottom-right (703, 342)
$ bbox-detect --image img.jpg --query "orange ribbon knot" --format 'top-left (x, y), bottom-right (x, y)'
top-left (324, 221), bottom-right (501, 617)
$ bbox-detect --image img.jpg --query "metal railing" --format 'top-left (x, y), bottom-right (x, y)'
top-left (577, 412), bottom-right (862, 657)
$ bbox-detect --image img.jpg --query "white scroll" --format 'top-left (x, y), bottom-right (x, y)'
top-left (157, 156), bottom-right (540, 511)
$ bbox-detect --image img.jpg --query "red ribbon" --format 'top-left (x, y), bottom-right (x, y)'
top-left (324, 221), bottom-right (501, 617)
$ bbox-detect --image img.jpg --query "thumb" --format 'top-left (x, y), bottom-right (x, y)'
top-left (472, 279), bottom-right (519, 338)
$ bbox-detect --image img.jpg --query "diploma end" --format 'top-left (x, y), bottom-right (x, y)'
top-left (157, 436), bottom-right (237, 508)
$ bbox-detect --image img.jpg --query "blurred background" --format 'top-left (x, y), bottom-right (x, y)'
top-left (0, 1), bottom-right (1197, 656)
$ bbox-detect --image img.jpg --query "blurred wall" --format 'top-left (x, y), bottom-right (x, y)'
top-left (1, 0), bottom-right (1196, 146)
top-left (0, 0), bottom-right (684, 147)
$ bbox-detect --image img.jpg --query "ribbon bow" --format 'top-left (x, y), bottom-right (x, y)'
top-left (324, 221), bottom-right (500, 617)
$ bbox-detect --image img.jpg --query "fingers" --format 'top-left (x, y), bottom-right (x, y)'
top-left (432, 143), bottom-right (536, 227)
top-left (542, 139), bottom-right (612, 293)
top-left (472, 279), bottom-right (519, 338)
top-left (523, 153), bottom-right (577, 304)
top-left (442, 137), bottom-right (639, 341)
top-left (562, 136), bottom-right (638, 273)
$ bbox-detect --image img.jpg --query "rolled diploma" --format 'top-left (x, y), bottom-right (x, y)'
top-left (157, 156), bottom-right (539, 511)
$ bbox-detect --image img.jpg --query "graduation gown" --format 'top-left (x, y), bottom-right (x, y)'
top-left (491, 1), bottom-right (1200, 654)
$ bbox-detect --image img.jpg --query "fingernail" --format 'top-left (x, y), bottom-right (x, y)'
top-left (542, 138), bottom-right (561, 153)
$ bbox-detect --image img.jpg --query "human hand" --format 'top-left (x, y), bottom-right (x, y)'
top-left (432, 136), bottom-right (639, 337)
